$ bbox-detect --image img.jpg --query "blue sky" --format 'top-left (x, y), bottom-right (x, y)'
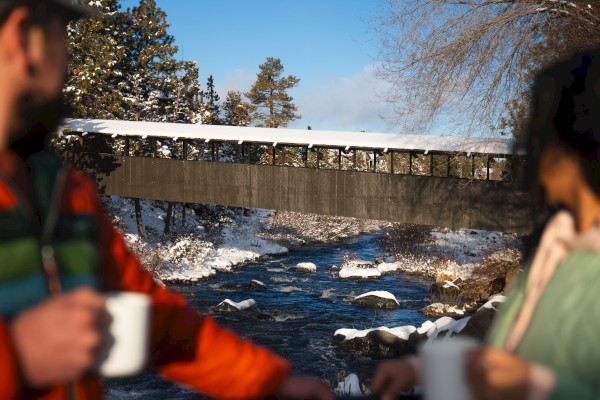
top-left (119, 0), bottom-right (398, 132)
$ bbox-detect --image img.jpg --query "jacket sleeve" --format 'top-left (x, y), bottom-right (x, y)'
top-left (0, 319), bottom-right (20, 398)
top-left (96, 205), bottom-right (291, 399)
top-left (549, 371), bottom-right (598, 400)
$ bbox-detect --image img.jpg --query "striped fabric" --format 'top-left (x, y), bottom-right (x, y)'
top-left (0, 151), bottom-right (99, 319)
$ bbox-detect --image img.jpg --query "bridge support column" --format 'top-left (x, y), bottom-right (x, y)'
top-left (316, 147), bottom-right (320, 169)
top-left (430, 154), bottom-right (434, 176)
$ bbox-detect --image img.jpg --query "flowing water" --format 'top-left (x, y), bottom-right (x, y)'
top-left (105, 234), bottom-right (432, 399)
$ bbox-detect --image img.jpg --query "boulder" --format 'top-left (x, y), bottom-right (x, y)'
top-left (214, 299), bottom-right (256, 312)
top-left (250, 280), bottom-right (267, 290)
top-left (429, 281), bottom-right (462, 304)
top-left (421, 302), bottom-right (477, 318)
top-left (254, 313), bottom-right (274, 321)
top-left (352, 291), bottom-right (400, 309)
top-left (289, 262), bottom-right (317, 273)
top-left (219, 280), bottom-right (267, 291)
top-left (459, 296), bottom-right (505, 341)
top-left (339, 260), bottom-right (381, 279)
top-left (333, 326), bottom-right (418, 358)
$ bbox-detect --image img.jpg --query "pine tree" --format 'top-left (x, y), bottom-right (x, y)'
top-left (199, 75), bottom-right (222, 125)
top-left (245, 57), bottom-right (300, 128)
top-left (222, 91), bottom-right (251, 126)
top-left (121, 0), bottom-right (178, 122)
top-left (172, 61), bottom-right (202, 123)
top-left (64, 0), bottom-right (129, 119)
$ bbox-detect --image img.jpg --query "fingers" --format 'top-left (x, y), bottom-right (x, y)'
top-left (65, 286), bottom-right (106, 310)
top-left (9, 288), bottom-right (106, 387)
top-left (371, 359), bottom-right (416, 400)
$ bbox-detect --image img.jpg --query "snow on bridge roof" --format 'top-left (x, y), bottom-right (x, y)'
top-left (62, 119), bottom-right (517, 155)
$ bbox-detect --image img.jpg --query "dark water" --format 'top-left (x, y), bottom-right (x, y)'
top-left (105, 234), bottom-right (432, 399)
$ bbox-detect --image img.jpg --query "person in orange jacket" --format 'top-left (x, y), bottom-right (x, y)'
top-left (0, 1), bottom-right (334, 399)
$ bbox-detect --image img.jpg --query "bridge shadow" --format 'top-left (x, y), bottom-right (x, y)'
top-left (65, 151), bottom-right (122, 195)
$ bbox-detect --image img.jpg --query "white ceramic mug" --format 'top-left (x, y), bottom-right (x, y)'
top-left (96, 292), bottom-right (152, 377)
top-left (420, 337), bottom-right (480, 400)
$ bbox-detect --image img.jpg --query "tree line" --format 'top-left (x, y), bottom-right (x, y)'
top-left (65, 0), bottom-right (300, 129)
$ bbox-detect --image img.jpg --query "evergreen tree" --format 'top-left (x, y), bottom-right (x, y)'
top-left (119, 1), bottom-right (201, 159)
top-left (171, 61), bottom-right (202, 123)
top-left (222, 91), bottom-right (251, 126)
top-left (245, 57), bottom-right (300, 128)
top-left (64, 0), bottom-right (129, 119)
top-left (200, 75), bottom-right (222, 125)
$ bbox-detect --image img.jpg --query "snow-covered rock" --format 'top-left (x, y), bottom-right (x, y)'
top-left (334, 373), bottom-right (371, 397)
top-left (333, 326), bottom-right (420, 357)
top-left (429, 280), bottom-right (462, 304)
top-left (458, 295), bottom-right (506, 341)
top-left (250, 279), bottom-right (267, 290)
top-left (376, 261), bottom-right (403, 274)
top-left (421, 302), bottom-right (478, 318)
top-left (339, 260), bottom-right (381, 279)
top-left (352, 291), bottom-right (400, 309)
top-left (214, 298), bottom-right (256, 312)
top-left (289, 262), bottom-right (317, 273)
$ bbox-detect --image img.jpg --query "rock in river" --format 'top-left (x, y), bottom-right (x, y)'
top-left (352, 291), bottom-right (400, 309)
top-left (214, 298), bottom-right (256, 312)
top-left (289, 262), bottom-right (317, 273)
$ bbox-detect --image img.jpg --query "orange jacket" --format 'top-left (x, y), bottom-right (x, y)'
top-left (0, 153), bottom-right (290, 399)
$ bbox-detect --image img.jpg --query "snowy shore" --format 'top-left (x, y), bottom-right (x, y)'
top-left (103, 196), bottom-right (522, 289)
top-left (102, 196), bottom-right (388, 283)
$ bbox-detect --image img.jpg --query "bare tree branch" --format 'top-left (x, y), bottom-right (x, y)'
top-left (374, 0), bottom-right (600, 135)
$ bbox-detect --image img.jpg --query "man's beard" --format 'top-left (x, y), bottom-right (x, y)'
top-left (10, 92), bottom-right (67, 159)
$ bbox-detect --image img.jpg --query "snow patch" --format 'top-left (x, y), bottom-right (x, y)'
top-left (334, 373), bottom-right (371, 397)
top-left (293, 262), bottom-right (317, 272)
top-left (355, 291), bottom-right (399, 303)
top-left (216, 299), bottom-right (256, 311)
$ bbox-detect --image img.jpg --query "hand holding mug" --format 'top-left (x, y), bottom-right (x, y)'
top-left (10, 287), bottom-right (105, 387)
top-left (465, 346), bottom-right (531, 400)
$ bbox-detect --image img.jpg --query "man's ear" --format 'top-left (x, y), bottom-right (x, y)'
top-left (0, 6), bottom-right (33, 75)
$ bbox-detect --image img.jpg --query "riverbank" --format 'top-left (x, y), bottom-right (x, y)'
top-left (102, 196), bottom-right (523, 295)
top-left (101, 196), bottom-right (386, 283)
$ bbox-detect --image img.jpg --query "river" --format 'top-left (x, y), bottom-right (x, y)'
top-left (105, 233), bottom-right (432, 399)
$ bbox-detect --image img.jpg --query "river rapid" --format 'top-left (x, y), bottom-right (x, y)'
top-left (105, 233), bottom-right (432, 399)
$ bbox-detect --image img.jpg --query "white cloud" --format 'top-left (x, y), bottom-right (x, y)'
top-left (212, 65), bottom-right (397, 133)
top-left (214, 68), bottom-right (256, 98)
top-left (289, 65), bottom-right (396, 133)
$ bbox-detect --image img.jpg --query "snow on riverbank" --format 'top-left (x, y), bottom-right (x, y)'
top-left (378, 225), bottom-right (522, 282)
top-left (102, 196), bottom-right (287, 281)
top-left (103, 195), bottom-right (522, 286)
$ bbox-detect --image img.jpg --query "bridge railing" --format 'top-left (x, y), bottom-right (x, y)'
top-left (57, 131), bottom-right (523, 183)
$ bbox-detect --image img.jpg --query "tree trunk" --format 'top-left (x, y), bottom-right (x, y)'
top-left (164, 202), bottom-right (173, 234)
top-left (134, 198), bottom-right (144, 238)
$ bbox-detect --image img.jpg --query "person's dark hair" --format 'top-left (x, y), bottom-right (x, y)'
top-left (517, 49), bottom-right (600, 196)
top-left (0, 0), bottom-right (81, 27)
top-left (517, 49), bottom-right (600, 257)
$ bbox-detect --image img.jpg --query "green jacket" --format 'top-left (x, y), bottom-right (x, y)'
top-left (487, 251), bottom-right (600, 399)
